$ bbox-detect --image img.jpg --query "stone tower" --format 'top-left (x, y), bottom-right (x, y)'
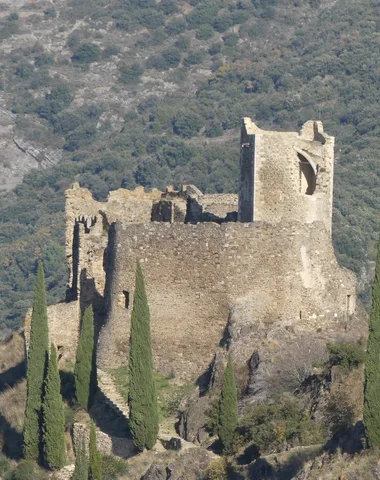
top-left (238, 118), bottom-right (334, 233)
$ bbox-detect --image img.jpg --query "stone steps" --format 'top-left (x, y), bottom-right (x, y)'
top-left (97, 368), bottom-right (197, 451)
top-left (97, 368), bottom-right (129, 418)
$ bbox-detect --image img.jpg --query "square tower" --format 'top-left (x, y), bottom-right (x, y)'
top-left (238, 118), bottom-right (335, 233)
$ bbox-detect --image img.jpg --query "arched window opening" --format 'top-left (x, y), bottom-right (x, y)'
top-left (298, 153), bottom-right (316, 195)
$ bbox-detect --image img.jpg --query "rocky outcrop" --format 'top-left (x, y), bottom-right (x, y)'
top-left (177, 388), bottom-right (211, 445)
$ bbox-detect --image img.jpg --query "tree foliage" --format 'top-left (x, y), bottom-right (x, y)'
top-left (23, 260), bottom-right (49, 461)
top-left (218, 355), bottom-right (238, 453)
top-left (128, 262), bottom-right (159, 451)
top-left (89, 423), bottom-right (102, 480)
top-left (364, 238), bottom-right (380, 448)
top-left (74, 306), bottom-right (97, 410)
top-left (73, 440), bottom-right (88, 480)
top-left (42, 343), bottom-right (66, 469)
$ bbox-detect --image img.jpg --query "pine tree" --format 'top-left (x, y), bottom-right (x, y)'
top-left (42, 343), bottom-right (66, 469)
top-left (218, 354), bottom-right (238, 453)
top-left (89, 422), bottom-right (102, 480)
top-left (364, 238), bottom-right (380, 447)
top-left (23, 260), bottom-right (49, 461)
top-left (128, 262), bottom-right (159, 451)
top-left (73, 440), bottom-right (88, 480)
top-left (74, 306), bottom-right (97, 410)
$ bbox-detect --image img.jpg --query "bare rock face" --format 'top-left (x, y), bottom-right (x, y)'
top-left (141, 464), bottom-right (167, 480)
top-left (177, 388), bottom-right (211, 445)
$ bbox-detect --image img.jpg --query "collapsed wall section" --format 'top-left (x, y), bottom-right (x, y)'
top-left (98, 221), bottom-right (356, 381)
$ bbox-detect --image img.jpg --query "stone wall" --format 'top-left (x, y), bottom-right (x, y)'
top-left (25, 300), bottom-right (80, 365)
top-left (97, 221), bottom-right (357, 381)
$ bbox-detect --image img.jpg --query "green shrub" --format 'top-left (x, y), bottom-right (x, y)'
top-left (89, 423), bottom-right (102, 480)
top-left (324, 391), bottom-right (355, 437)
top-left (327, 342), bottom-right (365, 371)
top-left (6, 460), bottom-right (45, 480)
top-left (74, 307), bottom-right (97, 410)
top-left (103, 45), bottom-right (120, 58)
top-left (146, 48), bottom-right (181, 70)
top-left (101, 455), bottom-right (128, 480)
top-left (195, 24), bottom-right (214, 40)
top-left (119, 64), bottom-right (143, 84)
top-left (165, 18), bottom-right (186, 36)
top-left (138, 10), bottom-right (165, 29)
top-left (172, 111), bottom-right (203, 137)
top-left (161, 48), bottom-right (182, 68)
top-left (36, 84), bottom-right (74, 121)
top-left (183, 50), bottom-right (205, 67)
top-left (223, 33), bottom-right (239, 47)
top-left (15, 63), bottom-right (34, 79)
top-left (205, 123), bottom-right (223, 138)
top-left (241, 396), bottom-right (323, 453)
top-left (159, 0), bottom-right (177, 15)
top-left (231, 10), bottom-right (250, 24)
top-left (72, 43), bottom-right (101, 64)
top-left (175, 35), bottom-right (191, 52)
top-left (0, 453), bottom-right (11, 476)
top-left (43, 7), bottom-right (57, 18)
top-left (213, 14), bottom-right (233, 32)
top-left (218, 355), bottom-right (238, 453)
top-left (34, 54), bottom-right (54, 67)
top-left (205, 458), bottom-right (228, 480)
top-left (8, 12), bottom-right (19, 22)
top-left (113, 13), bottom-right (131, 31)
top-left (186, 3), bottom-right (221, 29)
top-left (206, 396), bottom-right (219, 436)
top-left (208, 43), bottom-right (221, 55)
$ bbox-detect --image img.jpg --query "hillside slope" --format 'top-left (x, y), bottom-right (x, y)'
top-left (0, 0), bottom-right (380, 330)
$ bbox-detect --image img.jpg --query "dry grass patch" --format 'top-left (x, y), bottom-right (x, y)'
top-left (0, 380), bottom-right (26, 432)
top-left (0, 332), bottom-right (25, 374)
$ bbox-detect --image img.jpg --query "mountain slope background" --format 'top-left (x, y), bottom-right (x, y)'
top-left (0, 0), bottom-right (379, 331)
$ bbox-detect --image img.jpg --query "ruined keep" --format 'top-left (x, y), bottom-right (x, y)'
top-left (25, 119), bottom-right (365, 388)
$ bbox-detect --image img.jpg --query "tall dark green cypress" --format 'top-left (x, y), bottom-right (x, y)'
top-left (23, 260), bottom-right (49, 461)
top-left (89, 422), bottom-right (102, 480)
top-left (73, 440), bottom-right (88, 480)
top-left (218, 354), bottom-right (238, 453)
top-left (364, 238), bottom-right (380, 447)
top-left (74, 306), bottom-right (97, 410)
top-left (42, 343), bottom-right (66, 469)
top-left (128, 262), bottom-right (159, 451)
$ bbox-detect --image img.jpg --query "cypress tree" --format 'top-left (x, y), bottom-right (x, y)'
top-left (218, 354), bottom-right (238, 453)
top-left (23, 260), bottom-right (49, 461)
top-left (74, 306), bottom-right (97, 410)
top-left (364, 238), bottom-right (380, 447)
top-left (73, 440), bottom-right (88, 480)
top-left (89, 422), bottom-right (102, 480)
top-left (42, 343), bottom-right (66, 469)
top-left (128, 262), bottom-right (159, 451)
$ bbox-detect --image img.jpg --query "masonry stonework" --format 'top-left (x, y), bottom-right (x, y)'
top-left (27, 119), bottom-right (367, 390)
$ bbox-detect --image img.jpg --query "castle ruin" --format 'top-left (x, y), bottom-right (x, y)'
top-left (26, 119), bottom-right (364, 386)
